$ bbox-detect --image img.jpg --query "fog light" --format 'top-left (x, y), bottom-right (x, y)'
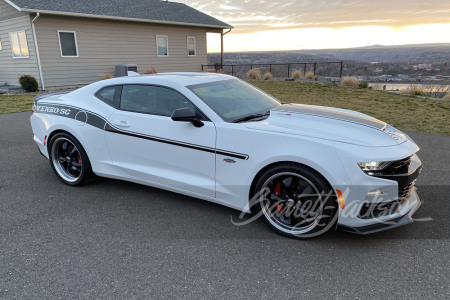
top-left (367, 190), bottom-right (384, 196)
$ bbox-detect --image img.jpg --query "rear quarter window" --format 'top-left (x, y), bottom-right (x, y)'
top-left (95, 86), bottom-right (122, 108)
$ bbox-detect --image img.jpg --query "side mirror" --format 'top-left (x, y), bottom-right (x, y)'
top-left (171, 107), bottom-right (204, 128)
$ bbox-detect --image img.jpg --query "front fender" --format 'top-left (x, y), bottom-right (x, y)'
top-left (215, 124), bottom-right (352, 212)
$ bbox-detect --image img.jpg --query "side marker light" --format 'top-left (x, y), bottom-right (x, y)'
top-left (337, 189), bottom-right (345, 210)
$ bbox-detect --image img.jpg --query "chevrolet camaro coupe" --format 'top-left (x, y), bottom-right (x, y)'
top-left (30, 73), bottom-right (423, 238)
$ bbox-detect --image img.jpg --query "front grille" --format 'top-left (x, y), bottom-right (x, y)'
top-left (398, 180), bottom-right (415, 204)
top-left (358, 200), bottom-right (400, 219)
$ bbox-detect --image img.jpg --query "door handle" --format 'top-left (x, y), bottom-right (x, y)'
top-left (113, 120), bottom-right (130, 128)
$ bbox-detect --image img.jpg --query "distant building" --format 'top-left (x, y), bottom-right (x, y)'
top-left (380, 75), bottom-right (393, 82)
top-left (413, 64), bottom-right (432, 70)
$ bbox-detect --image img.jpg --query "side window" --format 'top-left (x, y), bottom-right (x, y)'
top-left (9, 31), bottom-right (29, 58)
top-left (58, 31), bottom-right (78, 57)
top-left (120, 85), bottom-right (198, 117)
top-left (187, 37), bottom-right (196, 56)
top-left (95, 86), bottom-right (122, 108)
top-left (156, 35), bottom-right (168, 56)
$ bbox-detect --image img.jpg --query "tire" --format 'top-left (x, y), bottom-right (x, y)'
top-left (252, 163), bottom-right (338, 238)
top-left (48, 132), bottom-right (96, 186)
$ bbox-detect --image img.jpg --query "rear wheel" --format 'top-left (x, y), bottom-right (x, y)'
top-left (48, 132), bottom-right (96, 186)
top-left (252, 163), bottom-right (338, 238)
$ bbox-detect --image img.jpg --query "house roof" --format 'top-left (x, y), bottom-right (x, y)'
top-left (6, 0), bottom-right (232, 29)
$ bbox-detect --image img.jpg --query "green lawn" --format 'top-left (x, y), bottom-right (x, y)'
top-left (252, 81), bottom-right (450, 136)
top-left (0, 94), bottom-right (35, 114)
top-left (1, 82), bottom-right (449, 135)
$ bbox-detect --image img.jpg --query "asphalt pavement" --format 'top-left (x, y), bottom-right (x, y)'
top-left (0, 112), bottom-right (449, 299)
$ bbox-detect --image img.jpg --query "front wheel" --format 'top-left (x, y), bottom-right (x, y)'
top-left (252, 163), bottom-right (338, 238)
top-left (48, 132), bottom-right (96, 186)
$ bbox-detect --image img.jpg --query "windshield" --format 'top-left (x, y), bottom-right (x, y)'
top-left (187, 79), bottom-right (281, 122)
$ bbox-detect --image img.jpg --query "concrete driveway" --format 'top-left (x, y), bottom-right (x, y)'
top-left (0, 112), bottom-right (449, 299)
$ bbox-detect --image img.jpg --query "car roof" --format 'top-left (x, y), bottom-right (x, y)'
top-left (99, 72), bottom-right (234, 88)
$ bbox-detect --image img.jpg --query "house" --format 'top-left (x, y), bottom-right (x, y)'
top-left (0, 0), bottom-right (232, 89)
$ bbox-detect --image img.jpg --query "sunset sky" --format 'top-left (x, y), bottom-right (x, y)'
top-left (178, 0), bottom-right (450, 52)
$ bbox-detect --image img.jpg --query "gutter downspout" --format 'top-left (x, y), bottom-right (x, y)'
top-left (31, 12), bottom-right (45, 90)
top-left (221, 28), bottom-right (232, 67)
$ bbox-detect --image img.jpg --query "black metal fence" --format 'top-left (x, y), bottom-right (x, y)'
top-left (201, 61), bottom-right (344, 78)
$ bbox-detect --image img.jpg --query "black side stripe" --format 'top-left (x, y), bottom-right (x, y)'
top-left (35, 103), bottom-right (249, 160)
top-left (105, 123), bottom-right (217, 154)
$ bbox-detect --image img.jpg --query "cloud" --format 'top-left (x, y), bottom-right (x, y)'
top-left (177, 0), bottom-right (450, 33)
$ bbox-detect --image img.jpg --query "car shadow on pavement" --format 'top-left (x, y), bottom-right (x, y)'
top-left (72, 177), bottom-right (449, 241)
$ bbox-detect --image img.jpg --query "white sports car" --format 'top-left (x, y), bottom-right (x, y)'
top-left (30, 73), bottom-right (423, 238)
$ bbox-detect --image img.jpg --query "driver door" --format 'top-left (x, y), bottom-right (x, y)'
top-left (104, 84), bottom-right (216, 198)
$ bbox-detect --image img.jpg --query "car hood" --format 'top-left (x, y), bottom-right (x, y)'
top-left (244, 104), bottom-right (408, 146)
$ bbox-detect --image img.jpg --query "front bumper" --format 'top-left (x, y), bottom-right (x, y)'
top-left (334, 138), bottom-right (423, 235)
top-left (337, 188), bottom-right (422, 234)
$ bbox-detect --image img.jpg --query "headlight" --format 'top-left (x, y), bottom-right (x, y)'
top-left (357, 161), bottom-right (392, 172)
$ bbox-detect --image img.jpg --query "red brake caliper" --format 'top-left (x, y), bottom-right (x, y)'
top-left (78, 157), bottom-right (82, 164)
top-left (273, 181), bottom-right (283, 213)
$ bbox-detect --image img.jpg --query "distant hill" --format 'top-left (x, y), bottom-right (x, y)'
top-left (300, 44), bottom-right (450, 63)
top-left (209, 44), bottom-right (450, 64)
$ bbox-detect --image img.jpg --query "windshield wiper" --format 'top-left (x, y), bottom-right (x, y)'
top-left (232, 111), bottom-right (271, 123)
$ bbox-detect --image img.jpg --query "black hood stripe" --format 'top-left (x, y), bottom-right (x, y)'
top-left (34, 103), bottom-right (249, 160)
top-left (273, 104), bottom-right (387, 130)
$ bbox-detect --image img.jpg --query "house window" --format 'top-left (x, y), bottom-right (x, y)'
top-left (58, 31), bottom-right (78, 57)
top-left (187, 37), bottom-right (196, 56)
top-left (156, 35), bottom-right (168, 56)
top-left (9, 31), bottom-right (29, 58)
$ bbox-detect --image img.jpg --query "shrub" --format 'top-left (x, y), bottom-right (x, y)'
top-left (358, 81), bottom-right (369, 89)
top-left (19, 75), bottom-right (38, 92)
top-left (305, 71), bottom-right (315, 80)
top-left (314, 76), bottom-right (319, 81)
top-left (341, 77), bottom-right (360, 88)
top-left (100, 73), bottom-right (114, 80)
top-left (263, 72), bottom-right (273, 80)
top-left (143, 67), bottom-right (158, 74)
top-left (411, 88), bottom-right (425, 96)
top-left (399, 85), bottom-right (427, 97)
top-left (291, 70), bottom-right (303, 79)
top-left (444, 92), bottom-right (450, 99)
top-left (246, 69), bottom-right (261, 80)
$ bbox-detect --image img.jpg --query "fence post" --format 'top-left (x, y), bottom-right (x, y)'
top-left (287, 64), bottom-right (290, 78)
top-left (269, 64), bottom-right (272, 73)
top-left (340, 61), bottom-right (343, 78)
top-left (201, 64), bottom-right (204, 72)
top-left (313, 62), bottom-right (317, 75)
top-left (232, 65), bottom-right (234, 76)
top-left (251, 64), bottom-right (253, 70)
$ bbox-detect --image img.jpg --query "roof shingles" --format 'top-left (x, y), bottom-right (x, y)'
top-left (9, 0), bottom-right (232, 28)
